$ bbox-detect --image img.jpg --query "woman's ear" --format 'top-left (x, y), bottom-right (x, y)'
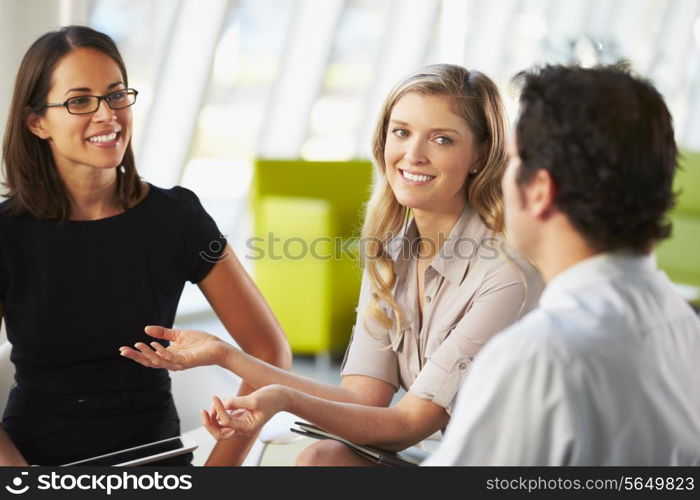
top-left (26, 110), bottom-right (50, 140)
top-left (469, 149), bottom-right (486, 175)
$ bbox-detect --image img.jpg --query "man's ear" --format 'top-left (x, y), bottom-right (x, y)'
top-left (523, 168), bottom-right (556, 220)
top-left (26, 111), bottom-right (50, 140)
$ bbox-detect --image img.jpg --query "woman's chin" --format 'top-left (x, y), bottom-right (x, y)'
top-left (395, 195), bottom-right (429, 211)
top-left (92, 161), bottom-right (124, 171)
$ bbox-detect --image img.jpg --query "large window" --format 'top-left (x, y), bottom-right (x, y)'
top-left (92, 0), bottom-right (700, 191)
top-left (181, 0), bottom-right (294, 248)
top-left (90, 0), bottom-right (179, 152)
top-left (85, 0), bottom-right (700, 318)
top-left (189, 0), bottom-right (293, 163)
top-left (302, 0), bottom-right (392, 160)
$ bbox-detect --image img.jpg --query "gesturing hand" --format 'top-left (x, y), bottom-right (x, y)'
top-left (201, 386), bottom-right (288, 440)
top-left (119, 325), bottom-right (232, 370)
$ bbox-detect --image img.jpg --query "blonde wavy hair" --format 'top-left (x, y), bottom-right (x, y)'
top-left (361, 64), bottom-right (509, 336)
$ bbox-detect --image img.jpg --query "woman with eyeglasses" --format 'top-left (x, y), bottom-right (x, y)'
top-left (0, 25), bottom-right (291, 466)
top-left (121, 64), bottom-right (544, 465)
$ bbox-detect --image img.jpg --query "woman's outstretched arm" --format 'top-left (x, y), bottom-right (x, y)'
top-left (119, 245), bottom-right (392, 462)
top-left (120, 326), bottom-right (392, 407)
top-left (203, 383), bottom-right (449, 452)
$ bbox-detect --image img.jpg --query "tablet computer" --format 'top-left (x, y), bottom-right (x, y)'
top-left (62, 435), bottom-right (198, 466)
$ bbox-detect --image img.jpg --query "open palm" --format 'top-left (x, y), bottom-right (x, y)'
top-left (119, 325), bottom-right (231, 370)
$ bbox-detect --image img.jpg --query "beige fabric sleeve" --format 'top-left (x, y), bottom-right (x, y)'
top-left (340, 271), bottom-right (400, 390)
top-left (410, 257), bottom-right (534, 414)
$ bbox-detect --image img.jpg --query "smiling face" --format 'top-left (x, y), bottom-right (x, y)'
top-left (384, 92), bottom-right (479, 217)
top-left (27, 47), bottom-right (132, 177)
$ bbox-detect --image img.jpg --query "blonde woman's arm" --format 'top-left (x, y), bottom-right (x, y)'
top-left (203, 382), bottom-right (448, 452)
top-left (201, 259), bottom-right (535, 453)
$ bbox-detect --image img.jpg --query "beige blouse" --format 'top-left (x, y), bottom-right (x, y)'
top-left (341, 205), bottom-right (543, 414)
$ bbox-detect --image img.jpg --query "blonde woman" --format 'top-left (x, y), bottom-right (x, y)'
top-left (121, 64), bottom-right (543, 465)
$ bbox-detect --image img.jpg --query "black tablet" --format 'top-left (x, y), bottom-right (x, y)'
top-left (61, 435), bottom-right (198, 466)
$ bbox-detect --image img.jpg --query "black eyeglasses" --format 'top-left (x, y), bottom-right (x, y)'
top-left (43, 88), bottom-right (138, 115)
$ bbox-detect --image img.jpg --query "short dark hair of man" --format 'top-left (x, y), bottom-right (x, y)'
top-left (513, 64), bottom-right (678, 254)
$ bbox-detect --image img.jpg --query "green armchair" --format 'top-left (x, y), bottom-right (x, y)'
top-left (656, 150), bottom-right (700, 306)
top-left (250, 159), bottom-right (373, 356)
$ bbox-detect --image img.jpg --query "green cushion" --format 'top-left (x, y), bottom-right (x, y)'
top-left (656, 150), bottom-right (700, 302)
top-left (673, 151), bottom-right (700, 215)
top-left (252, 159), bottom-right (373, 235)
top-left (656, 214), bottom-right (700, 289)
top-left (251, 160), bottom-right (372, 354)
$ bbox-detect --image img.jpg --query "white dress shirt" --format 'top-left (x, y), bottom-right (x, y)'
top-left (424, 252), bottom-right (700, 465)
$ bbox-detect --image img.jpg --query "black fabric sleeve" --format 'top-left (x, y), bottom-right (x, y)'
top-left (175, 187), bottom-right (228, 284)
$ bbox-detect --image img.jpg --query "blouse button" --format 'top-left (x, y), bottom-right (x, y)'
top-left (426, 296), bottom-right (432, 304)
top-left (459, 362), bottom-right (467, 370)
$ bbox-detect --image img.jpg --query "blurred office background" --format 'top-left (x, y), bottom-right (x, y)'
top-left (1, 0), bottom-right (700, 464)
top-left (1, 0), bottom-right (699, 355)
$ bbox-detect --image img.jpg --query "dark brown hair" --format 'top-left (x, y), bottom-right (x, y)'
top-left (513, 64), bottom-right (677, 253)
top-left (2, 25), bottom-right (142, 222)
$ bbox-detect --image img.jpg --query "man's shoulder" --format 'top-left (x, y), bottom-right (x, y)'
top-left (483, 302), bottom-right (614, 365)
top-left (486, 274), bottom-right (698, 366)
top-left (483, 309), bottom-right (570, 357)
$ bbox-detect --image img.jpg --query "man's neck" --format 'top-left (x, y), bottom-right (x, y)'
top-left (533, 219), bottom-right (598, 284)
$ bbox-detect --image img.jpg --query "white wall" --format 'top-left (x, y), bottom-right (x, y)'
top-left (0, 0), bottom-right (89, 190)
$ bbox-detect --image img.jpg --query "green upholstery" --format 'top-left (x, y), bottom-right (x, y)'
top-left (251, 159), bottom-right (373, 355)
top-left (673, 151), bottom-right (700, 214)
top-left (656, 151), bottom-right (700, 304)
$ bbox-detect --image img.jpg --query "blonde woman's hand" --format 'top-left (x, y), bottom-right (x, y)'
top-left (201, 386), bottom-right (288, 440)
top-left (119, 325), bottom-right (233, 370)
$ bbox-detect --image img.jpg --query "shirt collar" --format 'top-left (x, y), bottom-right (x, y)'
top-left (387, 204), bottom-right (492, 286)
top-left (539, 251), bottom-right (657, 307)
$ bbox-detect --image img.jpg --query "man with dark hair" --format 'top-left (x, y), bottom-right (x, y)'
top-left (424, 65), bottom-right (700, 465)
